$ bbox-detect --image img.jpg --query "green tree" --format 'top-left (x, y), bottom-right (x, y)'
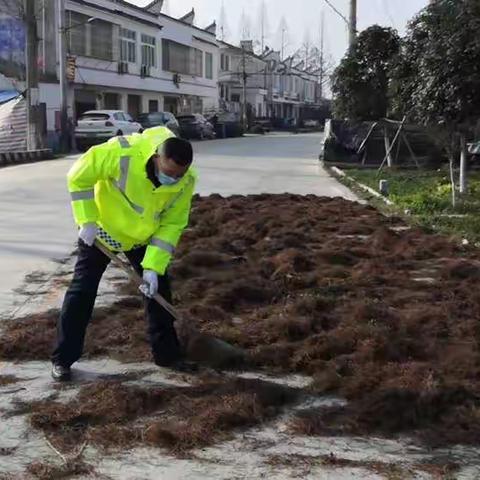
top-left (332, 25), bottom-right (400, 120)
top-left (391, 0), bottom-right (480, 194)
top-left (392, 0), bottom-right (480, 126)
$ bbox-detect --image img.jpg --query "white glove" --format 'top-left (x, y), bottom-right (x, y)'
top-left (140, 270), bottom-right (158, 298)
top-left (79, 223), bottom-right (98, 246)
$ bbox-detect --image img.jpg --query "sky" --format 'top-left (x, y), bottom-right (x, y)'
top-left (132, 0), bottom-right (430, 65)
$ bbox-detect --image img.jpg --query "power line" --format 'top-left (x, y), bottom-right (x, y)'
top-left (322, 0), bottom-right (349, 26)
top-left (322, 0), bottom-right (356, 50)
top-left (381, 0), bottom-right (397, 29)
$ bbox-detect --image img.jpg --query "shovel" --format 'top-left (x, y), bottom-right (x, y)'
top-left (94, 240), bottom-right (245, 369)
top-left (94, 240), bottom-right (180, 319)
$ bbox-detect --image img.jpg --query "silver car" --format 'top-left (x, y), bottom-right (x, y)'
top-left (75, 110), bottom-right (142, 151)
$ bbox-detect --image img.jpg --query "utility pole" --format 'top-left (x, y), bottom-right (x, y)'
top-left (319, 11), bottom-right (325, 100)
top-left (323, 0), bottom-right (356, 51)
top-left (349, 0), bottom-right (357, 50)
top-left (259, 0), bottom-right (267, 53)
top-left (241, 46), bottom-right (248, 131)
top-left (57, 0), bottom-right (69, 152)
top-left (219, 0), bottom-right (227, 41)
top-left (260, 7), bottom-right (264, 53)
top-left (24, 0), bottom-right (39, 150)
top-left (460, 133), bottom-right (468, 194)
top-left (278, 16), bottom-right (288, 60)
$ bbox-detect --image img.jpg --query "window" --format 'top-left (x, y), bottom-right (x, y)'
top-left (162, 39), bottom-right (201, 75)
top-left (162, 39), bottom-right (190, 74)
top-left (220, 53), bottom-right (230, 71)
top-left (194, 48), bottom-right (203, 77)
top-left (220, 85), bottom-right (231, 100)
top-left (67, 11), bottom-right (88, 56)
top-left (104, 93), bottom-right (119, 109)
top-left (120, 28), bottom-right (136, 63)
top-left (113, 112), bottom-right (125, 121)
top-left (79, 113), bottom-right (109, 121)
top-left (149, 113), bottom-right (165, 123)
top-left (66, 11), bottom-right (113, 60)
top-left (231, 93), bottom-right (240, 102)
top-left (205, 52), bottom-right (213, 79)
top-left (141, 34), bottom-right (156, 68)
top-left (148, 100), bottom-right (158, 113)
top-left (91, 19), bottom-right (113, 61)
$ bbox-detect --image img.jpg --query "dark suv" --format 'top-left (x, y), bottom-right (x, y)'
top-left (177, 114), bottom-right (216, 140)
top-left (137, 112), bottom-right (180, 137)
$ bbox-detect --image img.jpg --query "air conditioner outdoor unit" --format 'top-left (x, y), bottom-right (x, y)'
top-left (117, 61), bottom-right (128, 74)
top-left (140, 65), bottom-right (150, 78)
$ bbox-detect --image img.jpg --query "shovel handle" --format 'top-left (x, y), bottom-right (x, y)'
top-left (93, 240), bottom-right (181, 321)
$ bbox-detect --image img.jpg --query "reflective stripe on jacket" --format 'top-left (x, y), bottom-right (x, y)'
top-left (67, 126), bottom-right (197, 275)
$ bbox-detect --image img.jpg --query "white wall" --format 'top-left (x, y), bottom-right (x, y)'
top-left (39, 83), bottom-right (75, 131)
top-left (64, 0), bottom-right (219, 112)
top-left (161, 15), bottom-right (218, 106)
top-left (221, 47), bottom-right (266, 86)
top-left (247, 92), bottom-right (266, 117)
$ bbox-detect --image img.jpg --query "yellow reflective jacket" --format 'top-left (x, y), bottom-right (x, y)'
top-left (67, 127), bottom-right (197, 275)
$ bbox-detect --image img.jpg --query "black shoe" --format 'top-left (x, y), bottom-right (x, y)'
top-left (51, 364), bottom-right (71, 382)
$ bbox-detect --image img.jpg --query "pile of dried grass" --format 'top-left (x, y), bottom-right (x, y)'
top-left (2, 194), bottom-right (480, 446)
top-left (26, 378), bottom-right (297, 454)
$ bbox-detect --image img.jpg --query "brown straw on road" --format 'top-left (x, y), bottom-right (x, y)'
top-left (94, 240), bottom-right (246, 369)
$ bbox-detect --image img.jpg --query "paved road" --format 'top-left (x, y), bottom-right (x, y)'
top-left (0, 133), bottom-right (356, 313)
top-left (194, 133), bottom-right (357, 197)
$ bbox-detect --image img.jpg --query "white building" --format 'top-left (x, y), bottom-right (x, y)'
top-left (263, 51), bottom-right (320, 122)
top-left (1, 0), bottom-right (326, 145)
top-left (216, 41), bottom-right (323, 124)
top-left (218, 40), bottom-right (268, 119)
top-left (36, 0), bottom-right (219, 133)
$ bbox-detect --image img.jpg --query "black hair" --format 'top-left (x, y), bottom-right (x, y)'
top-left (163, 137), bottom-right (193, 166)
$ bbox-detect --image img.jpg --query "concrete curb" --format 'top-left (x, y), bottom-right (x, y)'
top-left (0, 149), bottom-right (53, 167)
top-left (322, 160), bottom-right (379, 169)
top-left (330, 165), bottom-right (394, 206)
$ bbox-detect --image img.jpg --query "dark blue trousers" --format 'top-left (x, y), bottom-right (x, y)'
top-left (51, 240), bottom-right (181, 367)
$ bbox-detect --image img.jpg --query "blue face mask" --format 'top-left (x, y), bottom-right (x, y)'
top-left (157, 171), bottom-right (179, 186)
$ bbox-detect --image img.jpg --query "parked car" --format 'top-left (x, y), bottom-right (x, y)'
top-left (75, 110), bottom-right (142, 151)
top-left (176, 114), bottom-right (216, 140)
top-left (205, 111), bottom-right (244, 138)
top-left (303, 119), bottom-right (320, 128)
top-left (253, 118), bottom-right (272, 132)
top-left (137, 111), bottom-right (180, 137)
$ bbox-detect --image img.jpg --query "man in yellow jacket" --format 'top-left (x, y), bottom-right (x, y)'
top-left (51, 127), bottom-right (197, 381)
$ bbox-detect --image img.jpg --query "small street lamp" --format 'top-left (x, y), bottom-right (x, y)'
top-left (61, 16), bottom-right (97, 34)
